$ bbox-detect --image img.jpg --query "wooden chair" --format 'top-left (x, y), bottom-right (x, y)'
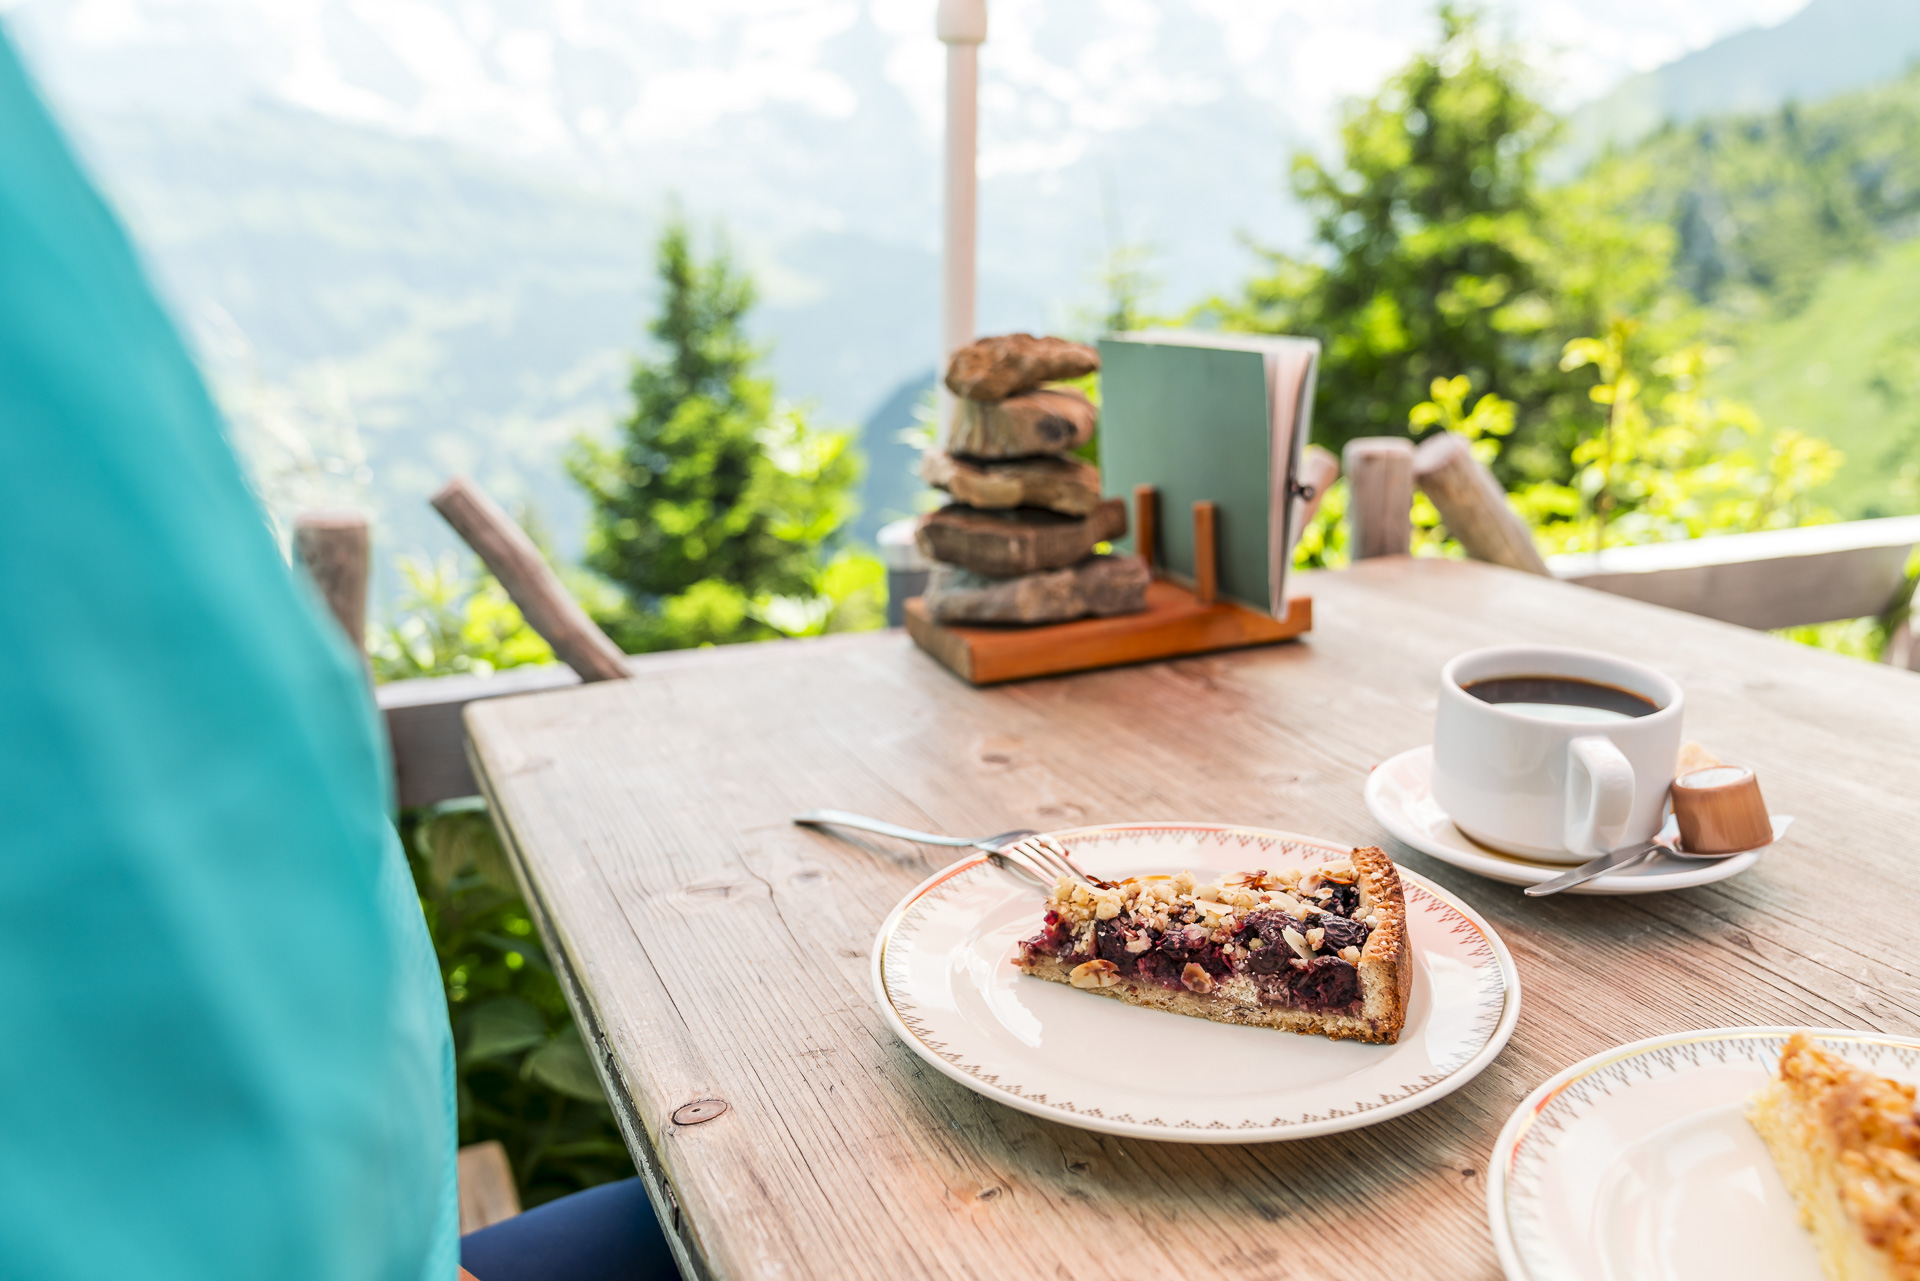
top-left (457, 1140), bottom-right (522, 1234)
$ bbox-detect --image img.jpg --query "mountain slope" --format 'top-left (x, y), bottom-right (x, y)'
top-left (1574, 60), bottom-right (1920, 519)
top-left (77, 104), bottom-right (652, 572)
top-left (1713, 237), bottom-right (1920, 520)
top-left (1583, 64), bottom-right (1920, 319)
top-left (1562, 0), bottom-right (1920, 163)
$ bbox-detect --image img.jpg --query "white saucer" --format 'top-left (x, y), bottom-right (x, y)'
top-left (1364, 746), bottom-right (1785, 895)
top-left (1488, 1027), bottom-right (1920, 1281)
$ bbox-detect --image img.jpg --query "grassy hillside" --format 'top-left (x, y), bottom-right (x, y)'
top-left (1593, 65), bottom-right (1920, 318)
top-left (1581, 65), bottom-right (1920, 518)
top-left (1713, 236), bottom-right (1920, 518)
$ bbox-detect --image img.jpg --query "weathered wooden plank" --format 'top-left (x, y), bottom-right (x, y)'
top-left (431, 476), bottom-right (630, 682)
top-left (1549, 515), bottom-right (1920, 629)
top-left (1343, 437), bottom-right (1414, 559)
top-left (292, 512), bottom-right (370, 653)
top-left (379, 665), bottom-right (580, 807)
top-left (455, 1141), bottom-right (521, 1234)
top-left (465, 558), bottom-right (1920, 1280)
top-left (1412, 432), bottom-right (1548, 575)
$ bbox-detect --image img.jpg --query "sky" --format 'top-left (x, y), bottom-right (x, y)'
top-left (6, 0), bottom-right (1813, 189)
top-left (0, 0), bottom-right (1827, 570)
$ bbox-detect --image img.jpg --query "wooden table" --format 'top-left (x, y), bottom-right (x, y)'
top-left (466, 558), bottom-right (1920, 1280)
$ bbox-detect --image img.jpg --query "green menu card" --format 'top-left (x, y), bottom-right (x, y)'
top-left (1097, 331), bottom-right (1320, 616)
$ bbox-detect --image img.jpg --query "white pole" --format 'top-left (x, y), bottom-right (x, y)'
top-left (937, 0), bottom-right (986, 411)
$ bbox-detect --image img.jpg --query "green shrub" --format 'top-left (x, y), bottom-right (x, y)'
top-left (402, 801), bottom-right (633, 1207)
top-left (369, 554), bottom-right (554, 682)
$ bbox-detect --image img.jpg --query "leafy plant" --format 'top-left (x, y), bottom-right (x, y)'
top-left (1508, 323), bottom-right (1843, 553)
top-left (402, 801), bottom-right (633, 1208)
top-left (368, 554), bottom-right (554, 682)
top-left (569, 213), bottom-right (879, 652)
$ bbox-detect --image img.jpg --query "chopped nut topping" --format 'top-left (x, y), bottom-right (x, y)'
top-left (1339, 945), bottom-right (1362, 964)
top-left (1282, 927), bottom-right (1314, 961)
top-left (1181, 963), bottom-right (1215, 994)
top-left (1194, 899), bottom-right (1234, 926)
top-left (1124, 933), bottom-right (1152, 954)
top-left (1069, 959), bottom-right (1120, 989)
top-left (1306, 927), bottom-right (1326, 950)
top-left (1320, 862), bottom-right (1357, 885)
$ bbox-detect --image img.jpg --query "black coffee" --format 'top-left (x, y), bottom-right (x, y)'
top-left (1462, 675), bottom-right (1658, 721)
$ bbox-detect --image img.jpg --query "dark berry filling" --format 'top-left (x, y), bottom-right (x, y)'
top-left (1017, 870), bottom-right (1376, 1015)
top-left (1290, 956), bottom-right (1362, 1011)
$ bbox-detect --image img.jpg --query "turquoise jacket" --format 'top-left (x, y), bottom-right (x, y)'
top-left (0, 24), bottom-right (458, 1281)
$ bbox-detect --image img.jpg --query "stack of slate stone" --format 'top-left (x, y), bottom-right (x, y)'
top-left (916, 334), bottom-right (1151, 625)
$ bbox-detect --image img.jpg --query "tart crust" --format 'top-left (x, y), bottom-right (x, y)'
top-left (1748, 1032), bottom-right (1920, 1281)
top-left (1014, 846), bottom-right (1412, 1044)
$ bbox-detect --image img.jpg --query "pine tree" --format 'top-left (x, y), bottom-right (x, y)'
top-left (569, 216), bottom-right (865, 652)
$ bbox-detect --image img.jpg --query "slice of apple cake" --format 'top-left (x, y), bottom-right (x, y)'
top-left (1012, 846), bottom-right (1412, 1044)
top-left (1749, 1032), bottom-right (1920, 1281)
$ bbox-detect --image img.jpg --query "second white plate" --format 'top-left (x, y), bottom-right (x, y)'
top-left (1489, 1027), bottom-right (1920, 1281)
top-left (872, 821), bottom-right (1520, 1143)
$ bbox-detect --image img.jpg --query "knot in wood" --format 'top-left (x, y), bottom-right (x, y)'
top-left (672, 1098), bottom-right (729, 1126)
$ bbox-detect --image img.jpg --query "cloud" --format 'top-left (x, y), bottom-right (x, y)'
top-left (5, 0), bottom-right (1814, 181)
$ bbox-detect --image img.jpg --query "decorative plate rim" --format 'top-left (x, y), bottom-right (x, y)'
top-left (870, 820), bottom-right (1523, 1143)
top-left (1485, 1024), bottom-right (1920, 1281)
top-left (1365, 745), bottom-right (1763, 894)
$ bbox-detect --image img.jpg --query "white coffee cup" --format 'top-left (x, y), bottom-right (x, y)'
top-left (1431, 644), bottom-right (1684, 864)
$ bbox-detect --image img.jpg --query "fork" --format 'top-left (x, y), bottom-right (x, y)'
top-left (790, 810), bottom-right (1105, 888)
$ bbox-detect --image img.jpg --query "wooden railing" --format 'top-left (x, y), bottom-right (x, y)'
top-left (1343, 432), bottom-right (1920, 655)
top-left (1546, 516), bottom-right (1920, 631)
top-left (312, 451), bottom-right (1918, 809)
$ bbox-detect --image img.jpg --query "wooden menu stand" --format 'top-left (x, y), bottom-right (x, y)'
top-left (904, 485), bottom-right (1312, 685)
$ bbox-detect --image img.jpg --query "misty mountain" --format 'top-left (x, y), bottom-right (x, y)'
top-left (11, 0), bottom-right (1306, 584)
top-left (1562, 0), bottom-right (1920, 165)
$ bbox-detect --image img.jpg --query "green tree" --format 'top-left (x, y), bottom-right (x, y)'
top-left (1211, 6), bottom-right (1557, 453)
top-left (569, 215), bottom-right (873, 652)
top-left (1210, 6), bottom-right (1683, 483)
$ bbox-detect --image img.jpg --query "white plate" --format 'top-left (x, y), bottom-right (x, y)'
top-left (1364, 745), bottom-right (1784, 894)
top-left (871, 821), bottom-right (1520, 1143)
top-left (1489, 1027), bottom-right (1920, 1281)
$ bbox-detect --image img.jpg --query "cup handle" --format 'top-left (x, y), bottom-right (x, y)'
top-left (1565, 736), bottom-right (1636, 856)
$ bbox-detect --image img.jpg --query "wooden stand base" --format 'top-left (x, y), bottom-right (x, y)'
top-left (904, 581), bottom-right (1311, 685)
